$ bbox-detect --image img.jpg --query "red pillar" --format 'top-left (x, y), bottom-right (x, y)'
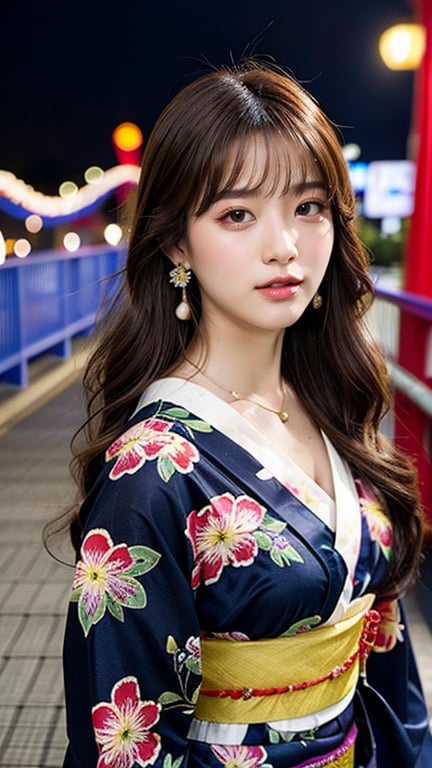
top-left (397, 0), bottom-right (432, 520)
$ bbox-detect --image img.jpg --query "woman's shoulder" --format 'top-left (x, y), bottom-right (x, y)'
top-left (105, 400), bottom-right (207, 484)
top-left (79, 399), bottom-right (211, 532)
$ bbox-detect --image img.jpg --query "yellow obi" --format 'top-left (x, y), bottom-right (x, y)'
top-left (195, 594), bottom-right (379, 724)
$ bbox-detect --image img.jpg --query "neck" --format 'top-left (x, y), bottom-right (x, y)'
top-left (187, 333), bottom-right (285, 399)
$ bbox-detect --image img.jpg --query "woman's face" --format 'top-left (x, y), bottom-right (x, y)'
top-left (169, 138), bottom-right (334, 341)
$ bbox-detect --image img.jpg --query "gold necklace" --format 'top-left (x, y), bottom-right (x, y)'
top-left (187, 359), bottom-right (289, 423)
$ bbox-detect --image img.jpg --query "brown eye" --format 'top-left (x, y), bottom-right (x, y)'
top-left (229, 210), bottom-right (247, 223)
top-left (296, 201), bottom-right (323, 217)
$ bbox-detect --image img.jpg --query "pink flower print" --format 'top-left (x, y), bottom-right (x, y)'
top-left (106, 418), bottom-right (199, 482)
top-left (373, 599), bottom-right (404, 653)
top-left (356, 480), bottom-right (393, 560)
top-left (207, 631), bottom-right (250, 641)
top-left (186, 493), bottom-right (266, 588)
top-left (92, 676), bottom-right (161, 768)
top-left (211, 744), bottom-right (268, 768)
top-left (72, 528), bottom-right (160, 636)
top-left (175, 635), bottom-right (202, 676)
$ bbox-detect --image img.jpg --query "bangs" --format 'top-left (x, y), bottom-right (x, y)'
top-left (194, 130), bottom-right (333, 216)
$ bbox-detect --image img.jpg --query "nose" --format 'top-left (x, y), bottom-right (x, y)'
top-left (262, 222), bottom-right (298, 265)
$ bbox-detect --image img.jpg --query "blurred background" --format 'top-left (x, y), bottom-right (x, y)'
top-left (0, 0), bottom-right (419, 262)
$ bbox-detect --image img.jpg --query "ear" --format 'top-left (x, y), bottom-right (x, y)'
top-left (162, 241), bottom-right (190, 269)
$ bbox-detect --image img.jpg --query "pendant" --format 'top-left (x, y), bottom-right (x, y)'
top-left (279, 411), bottom-right (289, 423)
top-left (175, 301), bottom-right (191, 320)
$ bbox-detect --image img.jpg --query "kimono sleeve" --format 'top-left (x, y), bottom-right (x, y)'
top-left (62, 462), bottom-right (201, 768)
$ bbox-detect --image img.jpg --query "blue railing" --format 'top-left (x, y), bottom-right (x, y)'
top-left (0, 244), bottom-right (125, 386)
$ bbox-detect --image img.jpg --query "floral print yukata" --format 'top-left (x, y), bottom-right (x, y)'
top-left (62, 379), bottom-right (432, 768)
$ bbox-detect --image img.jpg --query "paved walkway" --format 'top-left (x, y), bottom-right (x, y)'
top-left (0, 370), bottom-right (82, 768)
top-left (0, 362), bottom-right (431, 767)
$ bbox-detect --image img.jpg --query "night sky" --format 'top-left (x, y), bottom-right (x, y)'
top-left (3, 0), bottom-right (415, 193)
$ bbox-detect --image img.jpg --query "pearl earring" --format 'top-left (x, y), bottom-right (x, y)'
top-left (169, 264), bottom-right (192, 320)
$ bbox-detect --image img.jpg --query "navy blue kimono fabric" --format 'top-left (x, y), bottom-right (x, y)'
top-left (62, 396), bottom-right (432, 768)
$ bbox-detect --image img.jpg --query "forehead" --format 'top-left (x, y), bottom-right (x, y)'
top-left (218, 134), bottom-right (321, 197)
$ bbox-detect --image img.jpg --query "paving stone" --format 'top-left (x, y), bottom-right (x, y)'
top-left (0, 584), bottom-right (39, 614)
top-left (0, 707), bottom-right (16, 747)
top-left (0, 658), bottom-right (41, 704)
top-left (24, 583), bottom-right (71, 615)
top-left (9, 616), bottom-right (60, 658)
top-left (0, 616), bottom-right (24, 656)
top-left (25, 658), bottom-right (65, 707)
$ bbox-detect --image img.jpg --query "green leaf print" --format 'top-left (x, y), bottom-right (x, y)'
top-left (261, 513), bottom-right (286, 533)
top-left (106, 595), bottom-right (124, 622)
top-left (119, 577), bottom-right (147, 609)
top-left (185, 656), bottom-right (201, 675)
top-left (284, 545), bottom-right (304, 563)
top-left (166, 635), bottom-right (179, 654)
top-left (281, 615), bottom-right (322, 637)
top-left (126, 546), bottom-right (161, 576)
top-left (183, 419), bottom-right (212, 432)
top-left (270, 548), bottom-right (291, 567)
top-left (158, 691), bottom-right (186, 707)
top-left (160, 407), bottom-right (191, 419)
top-left (79, 593), bottom-right (106, 638)
top-left (158, 454), bottom-right (176, 482)
top-left (159, 407), bottom-right (212, 433)
top-left (254, 531), bottom-right (272, 550)
top-left (163, 756), bottom-right (185, 768)
top-left (163, 755), bottom-right (184, 768)
top-left (270, 545), bottom-right (304, 567)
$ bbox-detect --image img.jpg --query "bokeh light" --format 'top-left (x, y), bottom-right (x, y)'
top-left (59, 181), bottom-right (78, 197)
top-left (14, 239), bottom-right (32, 258)
top-left (379, 23), bottom-right (425, 70)
top-left (63, 232), bottom-right (81, 252)
top-left (342, 143), bottom-right (361, 162)
top-left (104, 223), bottom-right (123, 246)
top-left (84, 166), bottom-right (104, 185)
top-left (112, 122), bottom-right (143, 152)
top-left (25, 214), bottom-right (43, 233)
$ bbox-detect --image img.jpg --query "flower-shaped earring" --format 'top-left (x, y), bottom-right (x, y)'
top-left (169, 264), bottom-right (192, 320)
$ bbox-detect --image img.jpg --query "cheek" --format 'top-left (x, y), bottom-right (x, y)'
top-left (317, 225), bottom-right (334, 263)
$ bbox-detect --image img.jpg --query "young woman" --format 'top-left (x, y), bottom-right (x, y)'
top-left (61, 60), bottom-right (432, 767)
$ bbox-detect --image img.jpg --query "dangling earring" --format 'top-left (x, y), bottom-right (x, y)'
top-left (169, 264), bottom-right (192, 320)
top-left (312, 293), bottom-right (323, 310)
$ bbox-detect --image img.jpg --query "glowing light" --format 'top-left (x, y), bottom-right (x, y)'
top-left (0, 231), bottom-right (6, 265)
top-left (343, 143), bottom-right (361, 162)
top-left (59, 181), bottom-right (78, 197)
top-left (379, 23), bottom-right (425, 70)
top-left (381, 216), bottom-right (402, 236)
top-left (84, 166), bottom-right (104, 184)
top-left (104, 223), bottom-right (123, 246)
top-left (0, 166), bottom-right (140, 223)
top-left (63, 232), bottom-right (81, 252)
top-left (25, 214), bottom-right (43, 233)
top-left (112, 122), bottom-right (143, 152)
top-left (14, 239), bottom-right (32, 258)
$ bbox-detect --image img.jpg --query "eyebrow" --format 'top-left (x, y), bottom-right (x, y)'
top-left (213, 180), bottom-right (327, 202)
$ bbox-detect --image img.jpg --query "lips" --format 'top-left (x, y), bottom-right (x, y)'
top-left (256, 275), bottom-right (302, 289)
top-left (256, 275), bottom-right (303, 299)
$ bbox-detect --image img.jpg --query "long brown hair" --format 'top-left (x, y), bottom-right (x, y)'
top-left (61, 59), bottom-right (423, 595)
